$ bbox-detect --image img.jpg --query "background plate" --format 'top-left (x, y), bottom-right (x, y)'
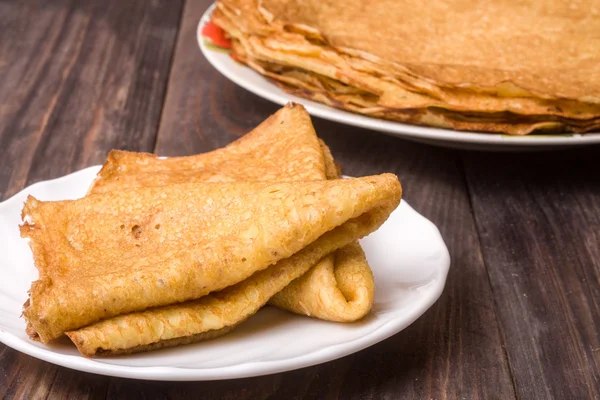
top-left (0, 166), bottom-right (450, 381)
top-left (197, 4), bottom-right (600, 151)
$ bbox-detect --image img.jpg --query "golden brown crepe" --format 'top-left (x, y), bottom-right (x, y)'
top-left (258, 0), bottom-right (600, 101)
top-left (269, 242), bottom-right (373, 322)
top-left (89, 104), bottom-right (331, 193)
top-left (66, 173), bottom-right (399, 356)
top-left (210, 0), bottom-right (600, 135)
top-left (67, 220), bottom-right (382, 356)
top-left (87, 104), bottom-right (374, 323)
top-left (22, 173), bottom-right (401, 344)
top-left (62, 106), bottom-right (393, 357)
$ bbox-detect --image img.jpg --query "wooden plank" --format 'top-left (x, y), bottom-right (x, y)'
top-left (149, 1), bottom-right (516, 397)
top-left (154, 0), bottom-right (278, 155)
top-left (464, 148), bottom-right (600, 399)
top-left (0, 0), bottom-right (183, 398)
top-left (0, 0), bottom-right (183, 200)
top-left (0, 346), bottom-right (59, 400)
top-left (46, 368), bottom-right (110, 400)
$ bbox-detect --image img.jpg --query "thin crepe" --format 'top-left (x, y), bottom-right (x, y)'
top-left (62, 106), bottom-right (388, 357)
top-left (66, 215), bottom-right (384, 356)
top-left (269, 242), bottom-right (373, 322)
top-left (225, 0), bottom-right (600, 102)
top-left (89, 104), bottom-right (332, 193)
top-left (22, 173), bottom-right (400, 344)
top-left (211, 0), bottom-right (600, 134)
top-left (87, 104), bottom-right (374, 323)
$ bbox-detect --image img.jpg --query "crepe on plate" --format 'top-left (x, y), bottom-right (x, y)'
top-left (87, 104), bottom-right (375, 324)
top-left (22, 172), bottom-right (400, 345)
top-left (21, 105), bottom-right (401, 356)
top-left (210, 0), bottom-right (600, 135)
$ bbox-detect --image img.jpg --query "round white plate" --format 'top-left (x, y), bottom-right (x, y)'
top-left (0, 166), bottom-right (450, 381)
top-left (197, 5), bottom-right (600, 151)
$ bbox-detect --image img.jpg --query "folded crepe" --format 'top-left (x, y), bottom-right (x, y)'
top-left (89, 104), bottom-right (337, 192)
top-left (209, 0), bottom-right (600, 135)
top-left (87, 104), bottom-right (374, 323)
top-left (67, 231), bottom-right (374, 356)
top-left (21, 172), bottom-right (401, 347)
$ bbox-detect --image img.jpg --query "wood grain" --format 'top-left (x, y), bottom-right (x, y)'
top-left (464, 149), bottom-right (600, 399)
top-left (0, 0), bottom-right (183, 200)
top-left (0, 348), bottom-right (58, 400)
top-left (0, 0), bottom-right (182, 398)
top-left (154, 0), bottom-right (277, 155)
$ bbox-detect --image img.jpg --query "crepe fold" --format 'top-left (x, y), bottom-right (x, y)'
top-left (66, 212), bottom-right (383, 356)
top-left (21, 172), bottom-right (400, 344)
top-left (211, 0), bottom-right (600, 135)
top-left (86, 104), bottom-right (374, 324)
top-left (89, 104), bottom-right (335, 193)
top-left (268, 242), bottom-right (372, 322)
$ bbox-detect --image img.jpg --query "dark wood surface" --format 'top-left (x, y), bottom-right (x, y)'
top-left (0, 0), bottom-right (598, 398)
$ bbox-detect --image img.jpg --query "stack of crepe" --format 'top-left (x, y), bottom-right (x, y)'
top-left (20, 104), bottom-right (402, 357)
top-left (210, 0), bottom-right (600, 135)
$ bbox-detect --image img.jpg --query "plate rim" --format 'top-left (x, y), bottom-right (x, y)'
top-left (0, 166), bottom-right (450, 381)
top-left (197, 4), bottom-right (600, 149)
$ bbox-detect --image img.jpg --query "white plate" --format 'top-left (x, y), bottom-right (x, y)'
top-left (197, 5), bottom-right (600, 151)
top-left (0, 166), bottom-right (450, 381)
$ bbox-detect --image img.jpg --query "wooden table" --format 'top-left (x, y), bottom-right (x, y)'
top-left (1, 1), bottom-right (599, 398)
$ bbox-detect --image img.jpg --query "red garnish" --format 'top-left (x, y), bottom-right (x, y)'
top-left (202, 21), bottom-right (232, 49)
